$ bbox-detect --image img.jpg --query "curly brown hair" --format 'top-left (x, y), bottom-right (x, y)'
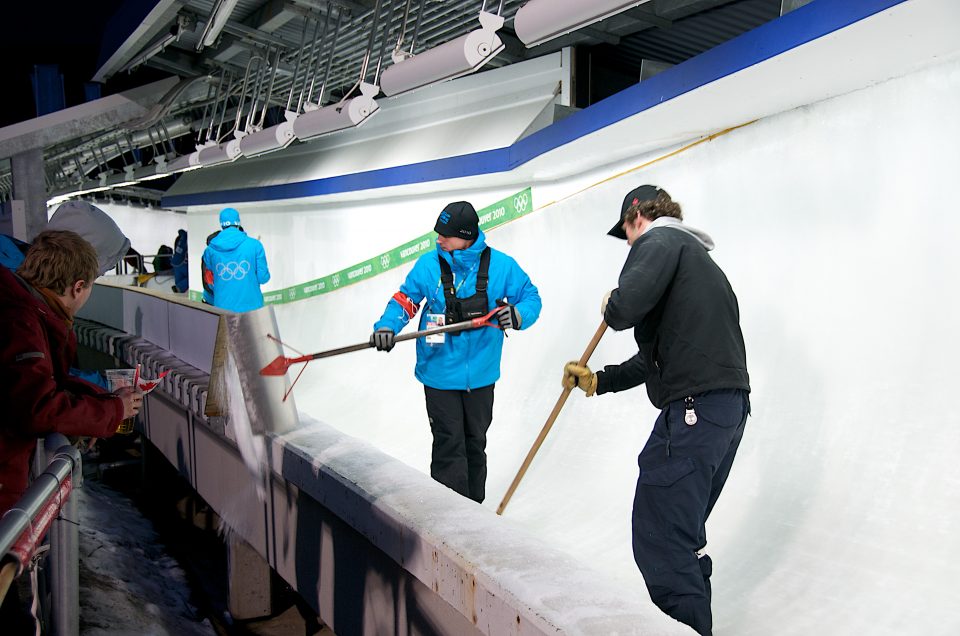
top-left (18, 230), bottom-right (99, 294)
top-left (624, 191), bottom-right (683, 225)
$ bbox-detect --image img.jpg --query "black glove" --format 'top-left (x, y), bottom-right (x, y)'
top-left (497, 303), bottom-right (521, 331)
top-left (370, 328), bottom-right (396, 352)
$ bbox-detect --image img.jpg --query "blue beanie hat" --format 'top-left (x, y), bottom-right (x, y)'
top-left (219, 207), bottom-right (241, 228)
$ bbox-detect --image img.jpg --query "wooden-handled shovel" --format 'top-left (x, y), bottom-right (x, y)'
top-left (496, 320), bottom-right (608, 515)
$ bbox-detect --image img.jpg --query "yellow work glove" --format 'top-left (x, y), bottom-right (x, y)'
top-left (600, 289), bottom-right (613, 315)
top-left (562, 361), bottom-right (597, 397)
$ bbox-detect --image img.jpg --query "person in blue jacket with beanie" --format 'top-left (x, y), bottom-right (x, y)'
top-left (201, 208), bottom-right (270, 312)
top-left (371, 201), bottom-right (541, 503)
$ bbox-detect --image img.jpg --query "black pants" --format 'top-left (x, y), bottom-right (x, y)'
top-left (423, 384), bottom-right (495, 503)
top-left (631, 389), bottom-right (749, 636)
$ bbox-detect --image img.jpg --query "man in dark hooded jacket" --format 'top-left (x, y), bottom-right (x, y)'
top-left (201, 208), bottom-right (270, 312)
top-left (563, 185), bottom-right (750, 636)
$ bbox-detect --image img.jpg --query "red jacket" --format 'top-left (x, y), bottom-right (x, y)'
top-left (0, 266), bottom-right (122, 514)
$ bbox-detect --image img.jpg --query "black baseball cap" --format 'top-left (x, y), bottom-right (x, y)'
top-left (608, 185), bottom-right (664, 239)
top-left (435, 201), bottom-right (479, 239)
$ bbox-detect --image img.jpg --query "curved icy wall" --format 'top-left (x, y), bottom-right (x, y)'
top-left (170, 53), bottom-right (960, 634)
top-left (137, 0), bottom-right (960, 629)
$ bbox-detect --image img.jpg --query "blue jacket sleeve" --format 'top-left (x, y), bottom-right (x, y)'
top-left (503, 257), bottom-right (541, 331)
top-left (373, 256), bottom-right (431, 333)
top-left (255, 240), bottom-right (270, 285)
top-left (69, 367), bottom-right (109, 390)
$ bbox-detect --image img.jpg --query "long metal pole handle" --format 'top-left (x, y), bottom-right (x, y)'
top-left (496, 320), bottom-right (608, 515)
top-left (304, 309), bottom-right (500, 363)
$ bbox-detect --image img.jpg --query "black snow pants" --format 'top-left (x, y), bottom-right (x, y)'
top-left (632, 388), bottom-right (750, 636)
top-left (423, 384), bottom-right (495, 503)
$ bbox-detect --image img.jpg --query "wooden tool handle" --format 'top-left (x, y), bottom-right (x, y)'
top-left (496, 320), bottom-right (608, 515)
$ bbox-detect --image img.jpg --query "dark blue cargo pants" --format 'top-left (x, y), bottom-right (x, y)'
top-left (632, 388), bottom-right (750, 636)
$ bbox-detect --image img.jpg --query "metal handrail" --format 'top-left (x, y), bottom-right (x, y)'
top-left (0, 433), bottom-right (81, 636)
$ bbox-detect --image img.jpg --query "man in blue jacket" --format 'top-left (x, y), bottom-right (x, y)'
top-left (371, 201), bottom-right (541, 503)
top-left (201, 208), bottom-right (271, 312)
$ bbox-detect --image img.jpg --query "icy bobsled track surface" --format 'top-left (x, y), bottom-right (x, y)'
top-left (254, 58), bottom-right (960, 634)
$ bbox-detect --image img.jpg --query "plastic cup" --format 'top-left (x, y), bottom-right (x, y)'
top-left (104, 368), bottom-right (137, 434)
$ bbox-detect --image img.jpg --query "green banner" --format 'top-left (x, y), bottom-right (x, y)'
top-left (190, 187), bottom-right (533, 306)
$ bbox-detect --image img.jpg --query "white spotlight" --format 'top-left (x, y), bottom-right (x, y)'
top-left (379, 12), bottom-right (505, 97)
top-left (292, 83), bottom-right (380, 142)
top-left (514, 0), bottom-right (649, 47)
top-left (198, 138), bottom-right (243, 167)
top-left (239, 111), bottom-right (298, 158)
top-left (165, 149), bottom-right (203, 173)
top-left (133, 158), bottom-right (170, 182)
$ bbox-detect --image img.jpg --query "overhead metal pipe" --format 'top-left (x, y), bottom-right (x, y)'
top-left (293, 0), bottom-right (383, 142)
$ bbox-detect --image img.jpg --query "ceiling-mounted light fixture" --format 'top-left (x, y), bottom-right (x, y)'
top-left (293, 0), bottom-right (387, 142)
top-left (514, 0), bottom-right (650, 47)
top-left (104, 166), bottom-right (139, 189)
top-left (165, 149), bottom-right (203, 174)
top-left (239, 111), bottom-right (298, 158)
top-left (132, 160), bottom-right (170, 182)
top-left (292, 83), bottom-right (379, 141)
top-left (379, 11), bottom-right (504, 97)
top-left (198, 138), bottom-right (243, 167)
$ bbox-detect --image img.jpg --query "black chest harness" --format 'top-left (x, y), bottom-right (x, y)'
top-left (438, 247), bottom-right (491, 327)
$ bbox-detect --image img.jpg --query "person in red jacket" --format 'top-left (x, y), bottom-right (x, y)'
top-left (0, 230), bottom-right (142, 517)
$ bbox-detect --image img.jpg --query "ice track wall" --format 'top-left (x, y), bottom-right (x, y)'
top-left (174, 40), bottom-right (958, 636)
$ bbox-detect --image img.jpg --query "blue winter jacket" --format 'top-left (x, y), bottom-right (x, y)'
top-left (0, 235), bottom-right (28, 270)
top-left (374, 231), bottom-right (541, 390)
top-left (171, 230), bottom-right (188, 292)
top-left (201, 227), bottom-right (270, 312)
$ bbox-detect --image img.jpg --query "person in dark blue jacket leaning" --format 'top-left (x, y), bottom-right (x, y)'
top-left (201, 208), bottom-right (271, 312)
top-left (563, 185), bottom-right (750, 636)
top-left (372, 201), bottom-right (541, 503)
top-left (171, 229), bottom-right (189, 293)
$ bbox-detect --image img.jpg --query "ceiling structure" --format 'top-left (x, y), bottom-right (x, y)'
top-left (0, 0), bottom-right (788, 207)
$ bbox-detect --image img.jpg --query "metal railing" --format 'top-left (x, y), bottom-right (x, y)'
top-left (0, 434), bottom-right (82, 636)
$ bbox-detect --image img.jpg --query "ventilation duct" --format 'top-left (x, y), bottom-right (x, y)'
top-left (379, 12), bottom-right (505, 97)
top-left (514, 0), bottom-right (649, 47)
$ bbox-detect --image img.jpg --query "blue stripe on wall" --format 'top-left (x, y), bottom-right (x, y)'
top-left (163, 0), bottom-right (907, 208)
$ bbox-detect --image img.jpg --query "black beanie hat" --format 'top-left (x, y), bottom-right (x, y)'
top-left (434, 201), bottom-right (479, 239)
top-left (608, 185), bottom-right (665, 239)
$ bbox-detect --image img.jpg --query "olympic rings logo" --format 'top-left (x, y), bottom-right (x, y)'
top-left (513, 191), bottom-right (530, 213)
top-left (380, 254), bottom-right (391, 269)
top-left (332, 273), bottom-right (341, 287)
top-left (216, 260), bottom-right (251, 280)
